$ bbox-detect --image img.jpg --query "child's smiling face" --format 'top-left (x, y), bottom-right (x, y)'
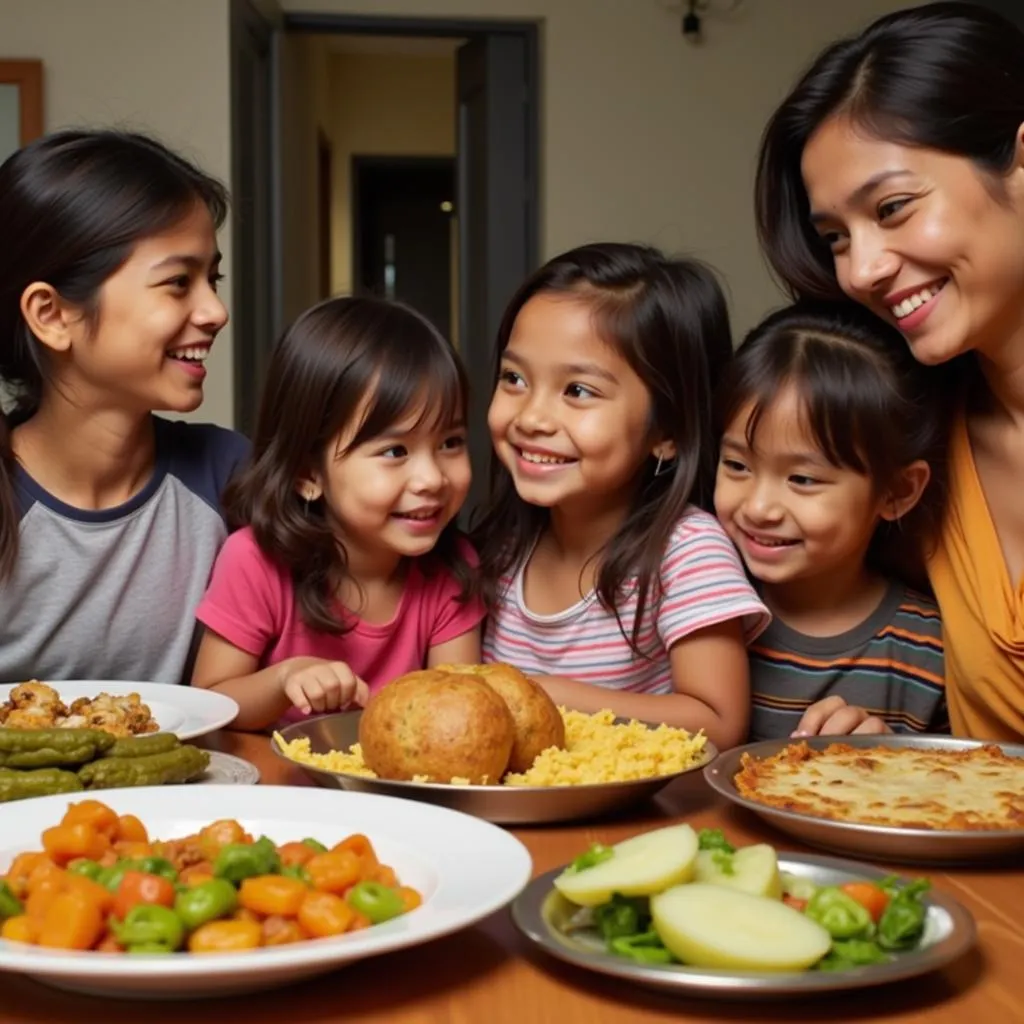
top-left (487, 291), bottom-right (666, 516)
top-left (713, 385), bottom-right (888, 589)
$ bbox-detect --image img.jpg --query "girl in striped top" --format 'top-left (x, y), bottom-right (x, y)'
top-left (475, 243), bottom-right (769, 751)
top-left (713, 302), bottom-right (949, 741)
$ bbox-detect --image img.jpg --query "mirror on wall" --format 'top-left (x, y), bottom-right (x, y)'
top-left (0, 60), bottom-right (43, 164)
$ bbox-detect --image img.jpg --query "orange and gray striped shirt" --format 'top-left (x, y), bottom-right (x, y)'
top-left (748, 583), bottom-right (947, 741)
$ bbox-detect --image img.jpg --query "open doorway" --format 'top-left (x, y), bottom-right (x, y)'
top-left (352, 156), bottom-right (456, 341)
top-left (231, 6), bottom-right (539, 515)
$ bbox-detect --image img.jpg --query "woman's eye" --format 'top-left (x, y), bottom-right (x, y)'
top-left (209, 272), bottom-right (225, 291)
top-left (789, 474), bottom-right (821, 487)
top-left (818, 229), bottom-right (847, 253)
top-left (720, 458), bottom-right (748, 473)
top-left (498, 369), bottom-right (524, 387)
top-left (380, 445), bottom-right (408, 459)
top-left (878, 197), bottom-right (910, 221)
top-left (164, 275), bottom-right (190, 290)
top-left (565, 383), bottom-right (597, 400)
top-left (441, 434), bottom-right (466, 450)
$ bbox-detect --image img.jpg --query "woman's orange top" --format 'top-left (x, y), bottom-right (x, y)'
top-left (928, 415), bottom-right (1024, 740)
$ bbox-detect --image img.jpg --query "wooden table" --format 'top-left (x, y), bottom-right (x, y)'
top-left (2, 731), bottom-right (1022, 1024)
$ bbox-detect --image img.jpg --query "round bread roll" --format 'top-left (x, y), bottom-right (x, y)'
top-left (434, 662), bottom-right (566, 772)
top-left (358, 669), bottom-right (515, 784)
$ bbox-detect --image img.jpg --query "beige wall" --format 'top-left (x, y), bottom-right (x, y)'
top-left (281, 0), bottom-right (909, 340)
top-left (0, 0), bottom-right (235, 426)
top-left (326, 51), bottom-right (456, 296)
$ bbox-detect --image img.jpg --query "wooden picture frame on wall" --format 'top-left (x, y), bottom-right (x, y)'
top-left (0, 59), bottom-right (44, 163)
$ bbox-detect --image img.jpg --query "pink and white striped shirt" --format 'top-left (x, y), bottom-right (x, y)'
top-left (483, 509), bottom-right (769, 694)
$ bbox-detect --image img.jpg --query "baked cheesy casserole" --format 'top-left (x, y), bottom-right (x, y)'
top-left (734, 741), bottom-right (1024, 831)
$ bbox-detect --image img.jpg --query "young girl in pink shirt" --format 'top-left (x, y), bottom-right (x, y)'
top-left (192, 296), bottom-right (483, 729)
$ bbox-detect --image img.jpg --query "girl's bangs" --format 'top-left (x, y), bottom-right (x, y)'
top-left (345, 342), bottom-right (466, 451)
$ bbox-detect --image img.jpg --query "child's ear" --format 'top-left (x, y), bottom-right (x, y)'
top-left (20, 282), bottom-right (79, 354)
top-left (879, 460), bottom-right (931, 522)
top-left (294, 475), bottom-right (323, 503)
top-left (650, 440), bottom-right (677, 462)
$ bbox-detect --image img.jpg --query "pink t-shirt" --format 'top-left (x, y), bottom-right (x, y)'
top-left (195, 528), bottom-right (484, 704)
top-left (483, 508), bottom-right (769, 694)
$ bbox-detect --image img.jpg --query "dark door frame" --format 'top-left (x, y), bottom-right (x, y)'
top-left (281, 10), bottom-right (541, 297)
top-left (350, 154), bottom-right (456, 301)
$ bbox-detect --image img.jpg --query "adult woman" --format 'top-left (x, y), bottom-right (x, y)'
top-left (754, 2), bottom-right (1024, 740)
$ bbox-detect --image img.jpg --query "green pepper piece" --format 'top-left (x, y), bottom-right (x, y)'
top-left (126, 943), bottom-right (176, 955)
top-left (301, 838), bottom-right (328, 853)
top-left (213, 836), bottom-right (280, 884)
top-left (828, 939), bottom-right (890, 966)
top-left (593, 894), bottom-right (648, 941)
top-left (131, 857), bottom-right (178, 883)
top-left (609, 931), bottom-right (674, 964)
top-left (0, 880), bottom-right (23, 920)
top-left (697, 828), bottom-right (735, 853)
top-left (281, 863), bottom-right (311, 886)
top-left (67, 858), bottom-right (103, 881)
top-left (97, 861), bottom-right (131, 893)
top-left (711, 849), bottom-right (736, 876)
top-left (174, 878), bottom-right (239, 930)
top-left (346, 881), bottom-right (406, 924)
top-left (877, 879), bottom-right (930, 951)
top-left (568, 843), bottom-right (614, 874)
top-left (805, 886), bottom-right (874, 940)
top-left (111, 904), bottom-right (185, 953)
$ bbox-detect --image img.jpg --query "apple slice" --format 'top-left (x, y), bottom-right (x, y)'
top-left (693, 843), bottom-right (782, 899)
top-left (651, 884), bottom-right (832, 971)
top-left (553, 825), bottom-right (699, 907)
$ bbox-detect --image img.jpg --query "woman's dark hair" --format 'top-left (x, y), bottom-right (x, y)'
top-left (756, 1), bottom-right (1024, 301)
top-left (225, 295), bottom-right (474, 635)
top-left (717, 301), bottom-right (949, 576)
top-left (472, 241), bottom-right (732, 656)
top-left (0, 128), bottom-right (228, 578)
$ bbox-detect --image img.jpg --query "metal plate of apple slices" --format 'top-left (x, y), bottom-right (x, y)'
top-left (511, 853), bottom-right (975, 1000)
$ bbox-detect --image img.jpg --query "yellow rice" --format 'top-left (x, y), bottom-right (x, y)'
top-left (273, 708), bottom-right (707, 787)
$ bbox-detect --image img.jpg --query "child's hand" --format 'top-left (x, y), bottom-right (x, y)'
top-left (792, 696), bottom-right (891, 738)
top-left (280, 658), bottom-right (370, 716)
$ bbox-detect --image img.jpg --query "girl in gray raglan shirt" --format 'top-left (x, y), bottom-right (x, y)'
top-left (0, 129), bottom-right (249, 686)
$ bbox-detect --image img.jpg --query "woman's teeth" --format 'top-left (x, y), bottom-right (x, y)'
top-left (890, 283), bottom-right (943, 320)
top-left (520, 450), bottom-right (572, 464)
top-left (168, 346), bottom-right (209, 362)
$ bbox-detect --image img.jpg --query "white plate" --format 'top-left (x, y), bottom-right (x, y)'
top-left (0, 785), bottom-right (533, 999)
top-left (0, 681), bottom-right (238, 741)
top-left (198, 751), bottom-right (260, 785)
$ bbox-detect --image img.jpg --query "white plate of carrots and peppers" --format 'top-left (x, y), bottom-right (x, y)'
top-left (0, 785), bottom-right (532, 999)
top-left (512, 825), bottom-right (976, 999)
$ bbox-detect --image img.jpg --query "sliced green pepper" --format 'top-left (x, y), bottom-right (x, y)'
top-left (711, 849), bottom-right (736, 876)
top-left (111, 904), bottom-right (185, 953)
top-left (805, 886), bottom-right (874, 940)
top-left (593, 894), bottom-right (648, 941)
top-left (816, 938), bottom-right (891, 971)
top-left (0, 880), bottom-right (23, 920)
top-left (568, 843), bottom-right (614, 874)
top-left (174, 878), bottom-right (239, 930)
top-left (609, 931), bottom-right (674, 964)
top-left (301, 838), bottom-right (328, 853)
top-left (877, 879), bottom-right (930, 951)
top-left (281, 863), bottom-right (311, 886)
top-left (67, 858), bottom-right (103, 881)
top-left (131, 857), bottom-right (178, 883)
top-left (213, 836), bottom-right (281, 884)
top-left (697, 828), bottom-right (735, 853)
top-left (346, 881), bottom-right (405, 924)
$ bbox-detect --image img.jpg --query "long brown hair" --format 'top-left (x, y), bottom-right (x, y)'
top-left (472, 242), bottom-right (732, 656)
top-left (0, 129), bottom-right (227, 578)
top-left (224, 296), bottom-right (474, 635)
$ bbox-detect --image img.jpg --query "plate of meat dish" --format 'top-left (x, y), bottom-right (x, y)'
top-left (0, 681), bottom-right (238, 741)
